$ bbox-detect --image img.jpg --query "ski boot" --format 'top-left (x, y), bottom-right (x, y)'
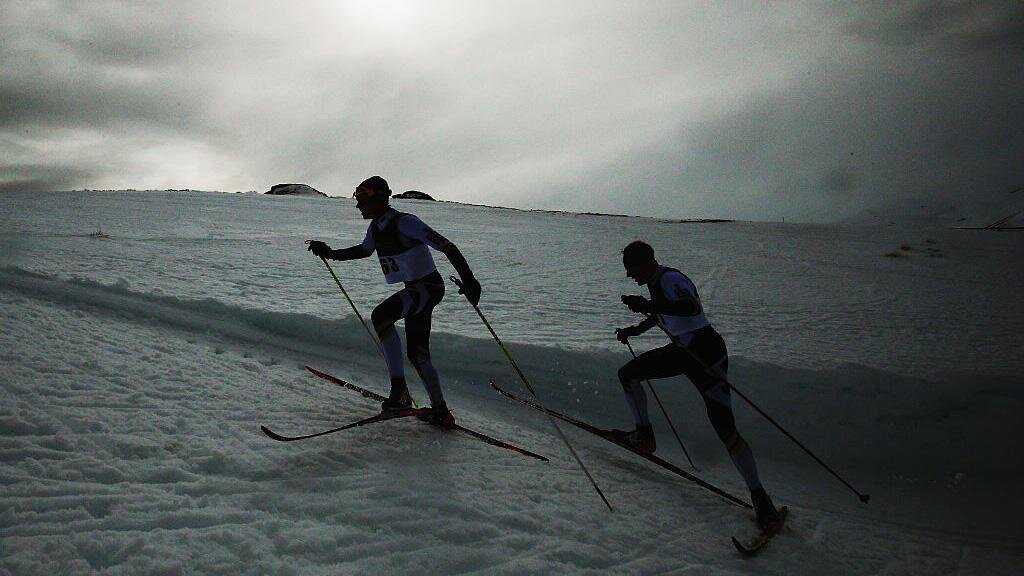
top-left (751, 487), bottom-right (783, 533)
top-left (416, 404), bottom-right (456, 430)
top-left (380, 385), bottom-right (413, 414)
top-left (609, 424), bottom-right (656, 455)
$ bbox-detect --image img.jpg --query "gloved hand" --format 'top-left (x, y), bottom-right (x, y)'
top-left (621, 294), bottom-right (652, 314)
top-left (615, 326), bottom-right (640, 344)
top-left (459, 277), bottom-right (482, 306)
top-left (307, 240), bottom-right (332, 259)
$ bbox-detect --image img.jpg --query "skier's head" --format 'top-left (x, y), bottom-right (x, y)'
top-left (354, 175), bottom-right (391, 219)
top-left (622, 240), bottom-right (658, 285)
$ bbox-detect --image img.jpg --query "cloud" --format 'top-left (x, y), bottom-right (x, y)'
top-left (844, 1), bottom-right (1024, 51)
top-left (1, 1), bottom-right (1021, 221)
top-left (518, 3), bottom-right (1024, 221)
top-left (0, 163), bottom-right (100, 193)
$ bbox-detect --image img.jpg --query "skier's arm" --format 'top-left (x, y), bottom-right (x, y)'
top-left (400, 216), bottom-right (480, 303)
top-left (328, 243), bottom-right (372, 261)
top-left (635, 315), bottom-right (658, 333)
top-left (616, 315), bottom-right (656, 343)
top-left (438, 242), bottom-right (475, 284)
top-left (309, 230), bottom-right (376, 261)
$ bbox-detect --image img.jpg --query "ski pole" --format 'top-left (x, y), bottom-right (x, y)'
top-left (654, 321), bottom-right (870, 503)
top-left (315, 254), bottom-right (384, 361)
top-left (719, 374), bottom-right (869, 503)
top-left (452, 276), bottom-right (614, 511)
top-left (311, 251), bottom-right (419, 408)
top-left (624, 340), bottom-right (698, 471)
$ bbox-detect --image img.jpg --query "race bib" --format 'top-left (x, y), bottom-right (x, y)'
top-left (378, 244), bottom-right (436, 283)
top-left (380, 256), bottom-right (401, 276)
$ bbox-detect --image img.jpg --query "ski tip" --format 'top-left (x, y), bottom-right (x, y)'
top-left (260, 425), bottom-right (288, 442)
top-left (731, 536), bottom-right (762, 556)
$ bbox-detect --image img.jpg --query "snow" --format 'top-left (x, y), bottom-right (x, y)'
top-left (1, 190), bottom-right (1022, 574)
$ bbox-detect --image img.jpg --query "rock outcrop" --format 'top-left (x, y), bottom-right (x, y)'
top-left (392, 190), bottom-right (435, 201)
top-left (265, 184), bottom-right (326, 196)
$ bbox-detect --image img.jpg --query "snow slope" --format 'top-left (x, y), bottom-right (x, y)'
top-left (1, 191), bottom-right (1022, 574)
top-left (2, 268), bottom-right (1022, 575)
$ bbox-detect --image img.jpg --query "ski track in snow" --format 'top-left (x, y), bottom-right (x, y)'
top-left (2, 269), bottom-right (1022, 574)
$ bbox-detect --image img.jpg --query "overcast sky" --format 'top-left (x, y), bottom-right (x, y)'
top-left (2, 1), bottom-right (1022, 221)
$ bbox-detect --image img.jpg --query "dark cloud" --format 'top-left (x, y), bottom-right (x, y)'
top-left (844, 1), bottom-right (1024, 51)
top-left (0, 164), bottom-right (100, 193)
top-left (0, 76), bottom-right (210, 134)
top-left (534, 12), bottom-right (1024, 222)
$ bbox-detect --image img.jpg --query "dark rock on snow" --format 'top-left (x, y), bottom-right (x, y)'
top-left (392, 190), bottom-right (435, 201)
top-left (265, 184), bottom-right (326, 196)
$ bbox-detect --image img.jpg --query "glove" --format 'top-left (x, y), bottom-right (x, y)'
top-left (307, 240), bottom-right (332, 259)
top-left (458, 277), bottom-right (481, 306)
top-left (621, 294), bottom-right (652, 314)
top-left (616, 326), bottom-right (640, 344)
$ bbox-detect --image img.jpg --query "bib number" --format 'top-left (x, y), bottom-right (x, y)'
top-left (380, 257), bottom-right (401, 275)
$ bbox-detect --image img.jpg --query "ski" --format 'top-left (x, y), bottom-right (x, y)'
top-left (490, 381), bottom-right (752, 509)
top-left (731, 506), bottom-right (789, 556)
top-left (261, 408), bottom-right (428, 442)
top-left (304, 366), bottom-right (548, 461)
top-left (305, 365), bottom-right (387, 402)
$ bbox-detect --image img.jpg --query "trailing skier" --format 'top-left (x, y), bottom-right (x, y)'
top-left (307, 175), bottom-right (481, 428)
top-left (614, 240), bottom-right (783, 532)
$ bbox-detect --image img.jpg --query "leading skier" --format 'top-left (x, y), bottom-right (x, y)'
top-left (307, 176), bottom-right (481, 428)
top-left (614, 240), bottom-right (782, 530)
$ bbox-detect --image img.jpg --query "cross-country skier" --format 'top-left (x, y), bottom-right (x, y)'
top-left (306, 176), bottom-right (481, 428)
top-left (614, 240), bottom-right (782, 530)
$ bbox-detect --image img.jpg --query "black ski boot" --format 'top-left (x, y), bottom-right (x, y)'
top-left (751, 487), bottom-right (782, 533)
top-left (380, 386), bottom-right (413, 414)
top-left (416, 404), bottom-right (456, 430)
top-left (609, 424), bottom-right (656, 454)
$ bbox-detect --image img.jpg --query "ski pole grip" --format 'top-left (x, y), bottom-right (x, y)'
top-left (449, 274), bottom-right (464, 289)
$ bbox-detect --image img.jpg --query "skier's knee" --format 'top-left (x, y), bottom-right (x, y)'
top-left (618, 364), bottom-right (637, 385)
top-left (371, 306), bottom-right (395, 337)
top-left (621, 380), bottom-right (642, 397)
top-left (711, 414), bottom-right (744, 453)
top-left (618, 375), bottom-right (639, 397)
top-left (703, 380), bottom-right (730, 407)
top-left (723, 432), bottom-right (748, 456)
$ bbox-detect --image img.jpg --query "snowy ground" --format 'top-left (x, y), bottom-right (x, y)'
top-left (1, 191), bottom-right (1023, 574)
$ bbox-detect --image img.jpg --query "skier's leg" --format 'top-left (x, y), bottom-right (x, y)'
top-left (406, 314), bottom-right (443, 407)
top-left (617, 344), bottom-right (685, 428)
top-left (371, 290), bottom-right (410, 400)
top-left (405, 276), bottom-right (446, 408)
top-left (693, 352), bottom-right (780, 527)
top-left (703, 377), bottom-right (780, 527)
top-left (701, 371), bottom-right (765, 492)
top-left (680, 330), bottom-right (767, 492)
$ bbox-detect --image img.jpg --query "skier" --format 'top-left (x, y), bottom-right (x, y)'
top-left (614, 240), bottom-right (782, 530)
top-left (307, 176), bottom-right (481, 428)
